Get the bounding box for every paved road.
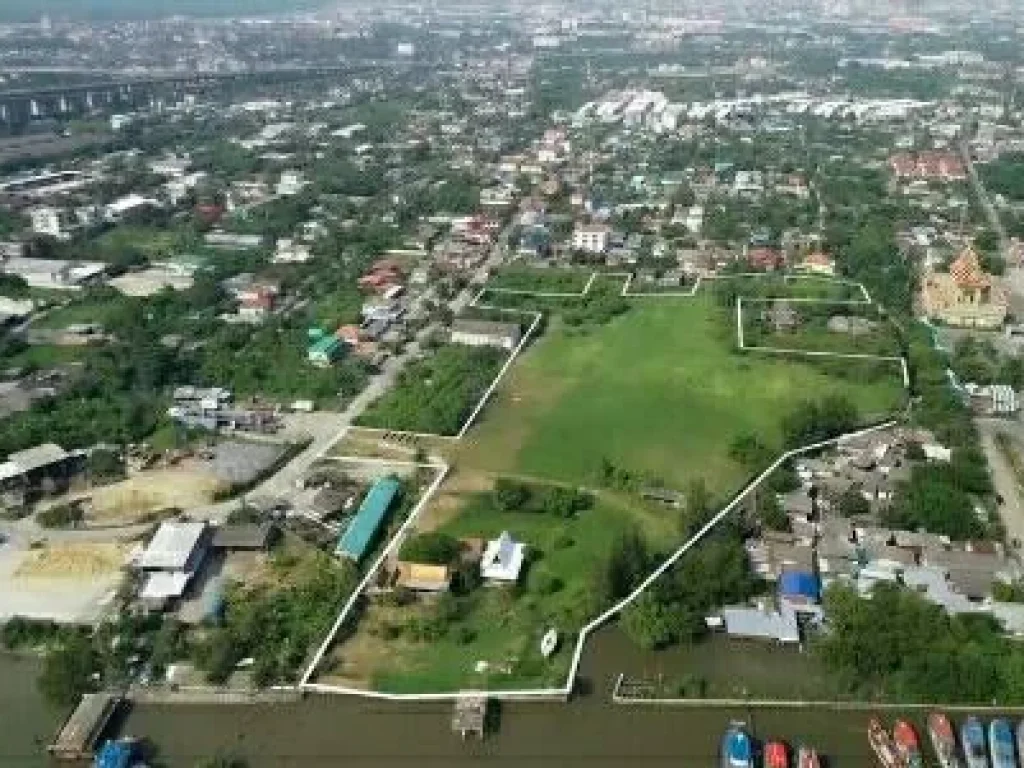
[189,237,508,520]
[961,139,1024,314]
[977,418,1024,550]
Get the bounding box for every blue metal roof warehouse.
[335,476,402,561]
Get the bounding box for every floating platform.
[48,693,122,760]
[452,696,488,739]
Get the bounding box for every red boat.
[894,720,923,768]
[797,746,821,768]
[764,741,789,768]
[869,718,903,768]
[927,713,965,768]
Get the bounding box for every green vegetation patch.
[487,266,594,293]
[742,300,903,357]
[364,485,672,694]
[357,344,507,435]
[461,295,904,497]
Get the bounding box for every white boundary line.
[300,454,450,689]
[356,271,890,442]
[301,270,910,699]
[301,421,897,700]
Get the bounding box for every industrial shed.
[335,476,402,561]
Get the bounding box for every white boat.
[540,628,559,657]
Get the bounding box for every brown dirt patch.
[88,467,223,524]
[15,542,129,579]
[319,603,424,688]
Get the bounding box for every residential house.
[395,562,452,593]
[480,531,526,582]
[450,319,521,350]
[572,223,612,254]
[308,334,344,367]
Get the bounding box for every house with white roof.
[480,531,526,583]
[137,521,211,609]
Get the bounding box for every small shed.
[211,522,278,551]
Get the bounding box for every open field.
[0,541,126,623]
[87,466,224,524]
[325,491,673,694]
[741,301,904,357]
[327,290,904,694]
[454,294,903,497]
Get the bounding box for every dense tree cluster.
[616,528,758,650]
[194,552,358,687]
[491,478,593,518]
[818,583,1024,704]
[980,153,1024,202]
[781,395,860,448]
[950,336,1024,389]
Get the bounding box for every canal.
[2,630,894,767]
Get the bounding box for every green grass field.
[367,494,671,693]
[458,294,903,497]
[333,291,905,693]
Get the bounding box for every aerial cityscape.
[2,0,1024,766]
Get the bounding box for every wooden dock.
[452,696,488,739]
[47,692,122,760]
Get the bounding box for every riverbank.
[7,628,1019,767]
[0,633,914,768]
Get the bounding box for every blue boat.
[989,719,1016,768]
[962,717,991,768]
[93,739,135,768]
[721,723,754,768]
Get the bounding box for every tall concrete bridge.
[0,63,387,127]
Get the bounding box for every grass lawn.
[331,493,674,694]
[710,273,865,301]
[328,290,904,694]
[456,294,903,498]
[34,296,126,330]
[3,343,88,369]
[91,225,184,260]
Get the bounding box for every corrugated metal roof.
[722,604,800,643]
[335,477,401,561]
[138,521,207,571]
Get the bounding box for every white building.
[275,170,306,197]
[573,223,611,254]
[137,521,211,608]
[481,531,526,582]
[683,205,703,235]
[450,319,521,350]
[272,238,312,264]
[29,206,65,240]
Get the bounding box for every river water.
[2,631,885,768]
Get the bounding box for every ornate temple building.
[920,246,1008,329]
